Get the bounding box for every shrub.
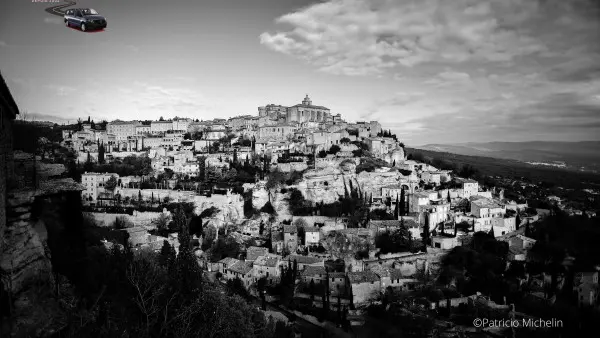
[113,216,133,229]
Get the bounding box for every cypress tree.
[233,148,238,164]
[400,188,406,216]
[447,190,451,203]
[394,194,400,219]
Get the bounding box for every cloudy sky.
[1,0,599,145]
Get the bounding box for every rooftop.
[301,265,327,277]
[472,198,503,209]
[290,103,330,110]
[284,255,323,265]
[304,226,320,233]
[246,246,269,261]
[254,255,280,267]
[228,260,253,275]
[348,271,380,284]
[283,225,297,234]
[218,257,239,266]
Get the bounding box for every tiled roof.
[472,198,502,209]
[290,104,330,110]
[254,255,280,267]
[218,257,238,267]
[369,220,401,228]
[284,254,323,265]
[304,226,320,233]
[301,265,327,277]
[246,246,269,261]
[283,225,297,233]
[348,271,380,284]
[228,260,253,275]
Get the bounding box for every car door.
[72,10,83,27]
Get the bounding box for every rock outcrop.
[1,178,85,295]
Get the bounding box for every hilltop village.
[3,93,600,337]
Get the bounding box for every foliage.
[152,213,171,235]
[209,237,242,263]
[375,227,415,254]
[438,231,508,300]
[328,144,341,155]
[114,216,133,229]
[356,157,389,174]
[199,206,220,219]
[260,201,276,215]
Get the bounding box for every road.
[44,0,77,17]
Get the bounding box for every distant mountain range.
[414,141,600,173]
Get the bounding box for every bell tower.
[302,94,312,106]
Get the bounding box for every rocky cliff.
[194,194,244,230]
[1,178,84,295]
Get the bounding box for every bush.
[113,216,133,229]
[260,201,276,215]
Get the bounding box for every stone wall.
[2,190,52,294]
[88,210,172,227]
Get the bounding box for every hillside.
[406,147,600,190]
[416,141,600,173]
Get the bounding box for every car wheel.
[81,23,86,31]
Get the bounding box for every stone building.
[107,120,140,141]
[348,271,381,305]
[286,95,331,123]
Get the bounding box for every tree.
[152,213,171,235]
[447,190,451,203]
[328,144,341,155]
[375,226,414,254]
[400,188,406,216]
[318,150,328,158]
[174,206,202,296]
[394,194,400,219]
[105,175,118,195]
[265,170,285,202]
[98,142,105,164]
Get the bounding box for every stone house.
[271,230,284,254]
[226,260,254,288]
[304,226,320,246]
[348,271,381,306]
[217,257,239,274]
[283,254,325,271]
[246,246,268,262]
[252,254,281,285]
[328,271,348,297]
[573,271,599,307]
[283,224,298,253]
[431,235,459,250]
[301,265,327,285]
[373,267,418,292]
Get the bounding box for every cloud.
[127,81,217,116]
[259,0,596,76]
[44,17,63,25]
[0,41,7,47]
